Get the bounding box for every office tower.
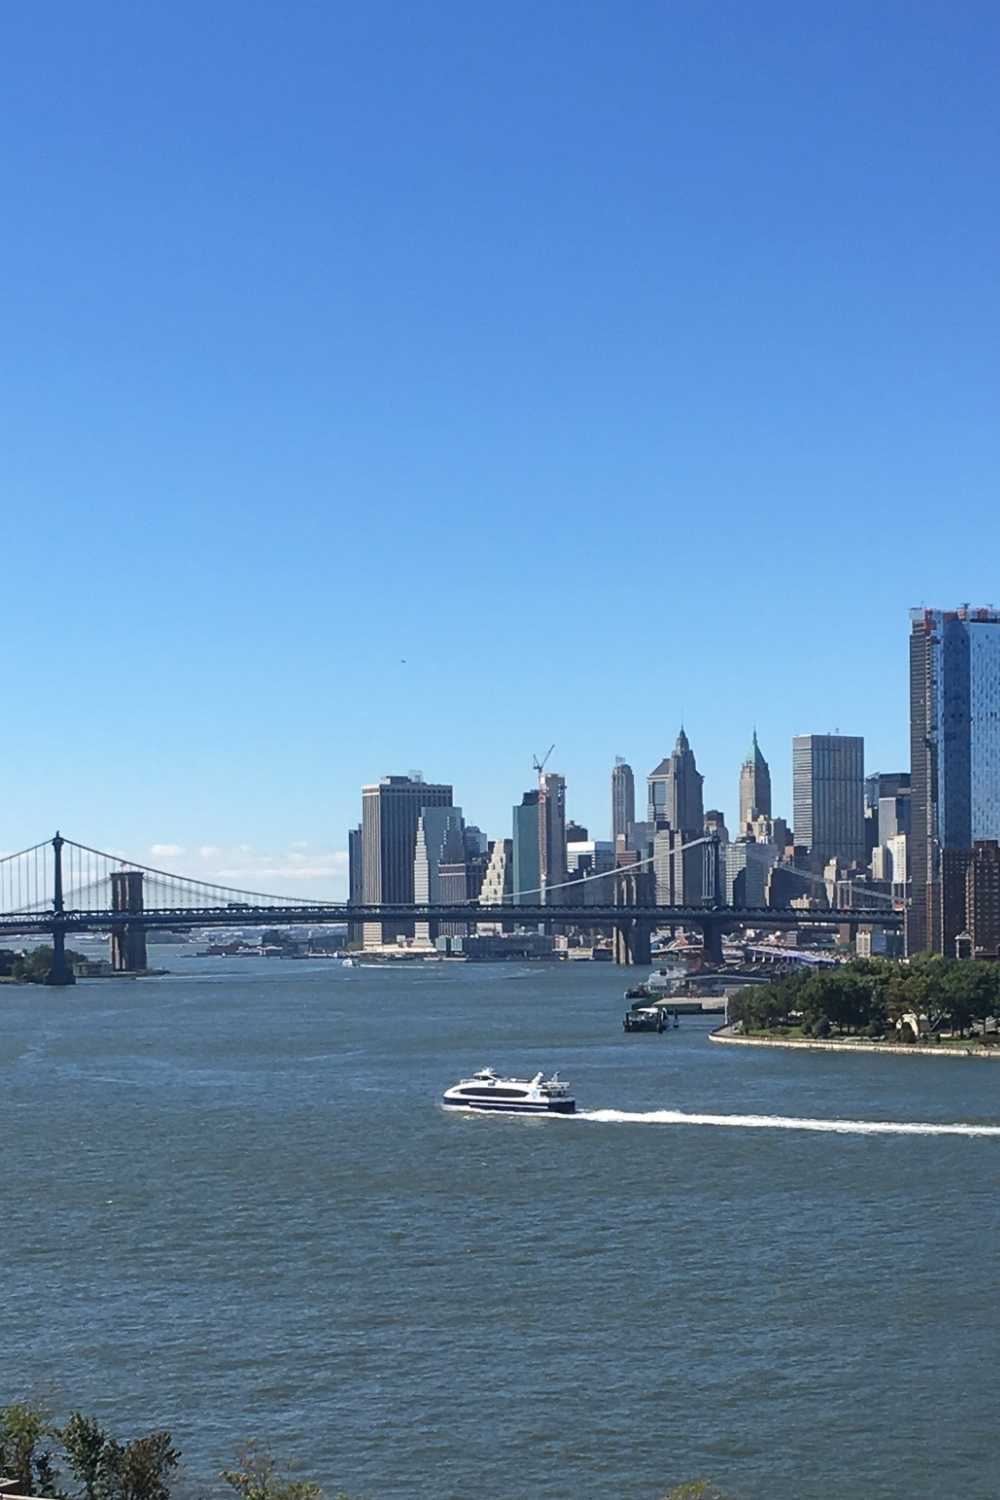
[910,606,1000,953]
[647,728,704,833]
[792,734,865,871]
[878,794,911,846]
[538,771,567,904]
[512,790,540,904]
[704,809,729,844]
[566,839,615,906]
[413,806,467,943]
[361,773,452,947]
[725,838,779,907]
[738,731,772,832]
[865,772,911,864]
[347,824,363,946]
[565,821,589,844]
[748,813,791,853]
[612,758,635,843]
[865,771,911,809]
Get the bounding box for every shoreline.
[710,1025,1000,1060]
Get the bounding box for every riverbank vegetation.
[0,947,88,983]
[729,956,1000,1041]
[1,1402,731,1500]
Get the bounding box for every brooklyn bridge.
[0,834,903,982]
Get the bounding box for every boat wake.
[576,1108,1000,1138]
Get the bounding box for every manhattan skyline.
[4,4,1000,884]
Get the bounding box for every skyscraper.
[611,758,635,844]
[647,728,704,834]
[361,774,453,946]
[413,806,467,944]
[538,770,567,905]
[792,735,865,870]
[909,606,1000,954]
[647,729,706,904]
[738,731,772,832]
[347,824,363,947]
[512,790,540,905]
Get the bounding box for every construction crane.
[532,744,555,777]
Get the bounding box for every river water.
[4,953,1000,1500]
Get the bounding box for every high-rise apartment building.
[538,771,567,905]
[477,838,514,934]
[361,774,453,947]
[738,731,772,832]
[909,606,1000,953]
[792,734,865,870]
[512,790,540,905]
[611,758,635,844]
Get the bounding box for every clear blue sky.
[4,2,1000,895]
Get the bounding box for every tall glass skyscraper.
[512,790,541,905]
[909,606,1000,953]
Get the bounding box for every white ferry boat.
[442,1067,576,1115]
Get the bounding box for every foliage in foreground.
[729,955,1000,1039]
[2,1400,733,1499]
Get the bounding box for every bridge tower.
[111,870,148,973]
[43,832,76,986]
[613,867,653,966]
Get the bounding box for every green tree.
[12,946,88,983]
[100,1432,179,1500]
[60,1413,112,1500]
[221,1444,346,1500]
[0,1402,61,1497]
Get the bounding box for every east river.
[4,953,1000,1500]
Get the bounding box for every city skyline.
[0,706,919,902]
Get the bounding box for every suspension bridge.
[0,834,903,983]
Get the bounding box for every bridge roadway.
[0,901,902,934]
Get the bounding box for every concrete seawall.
[710,1025,1000,1061]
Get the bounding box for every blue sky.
[4,2,1000,895]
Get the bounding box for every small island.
[717,955,1000,1057]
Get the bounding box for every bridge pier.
[699,919,724,965]
[43,835,75,985]
[44,925,76,986]
[612,918,652,966]
[111,870,148,972]
[613,867,654,966]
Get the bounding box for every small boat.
[623,1005,668,1033]
[442,1067,576,1115]
[341,957,356,968]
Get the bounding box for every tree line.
[729,956,1000,1039]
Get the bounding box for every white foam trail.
[577,1108,1000,1138]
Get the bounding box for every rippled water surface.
[4,954,1000,1500]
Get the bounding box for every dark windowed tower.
[361,774,453,946]
[792,735,865,870]
[611,758,635,844]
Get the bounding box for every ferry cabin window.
[460,1087,526,1098]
